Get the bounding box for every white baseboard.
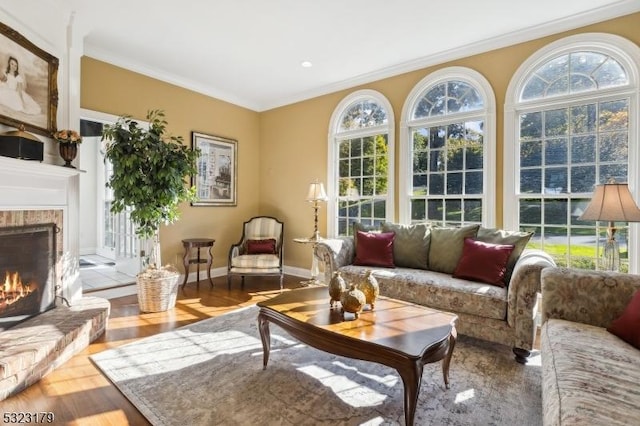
[284,265,312,279]
[90,264,319,299]
[180,265,310,285]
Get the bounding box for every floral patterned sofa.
[315,224,556,363]
[540,267,640,426]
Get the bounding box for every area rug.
[91,306,542,425]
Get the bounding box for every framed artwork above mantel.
[191,131,237,207]
[0,21,58,137]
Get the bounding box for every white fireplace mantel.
[0,155,80,176]
[0,156,83,301]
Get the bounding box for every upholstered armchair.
[227,216,284,290]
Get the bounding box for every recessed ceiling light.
[301,61,313,68]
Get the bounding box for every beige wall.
[260,12,640,269]
[81,57,261,269]
[81,13,640,272]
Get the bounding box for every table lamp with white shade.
[579,181,640,271]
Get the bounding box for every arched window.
[400,67,496,226]
[328,90,394,237]
[504,33,640,272]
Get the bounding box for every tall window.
[400,67,496,226]
[504,34,640,272]
[328,90,394,237]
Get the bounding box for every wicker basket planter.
[136,267,180,313]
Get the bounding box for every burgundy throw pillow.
[353,230,395,268]
[453,238,515,287]
[607,290,640,349]
[246,239,277,254]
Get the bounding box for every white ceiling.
[67,0,640,111]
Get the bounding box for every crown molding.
[85,1,640,112]
[83,44,261,111]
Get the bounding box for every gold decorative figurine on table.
[357,270,379,310]
[340,284,366,319]
[328,271,346,308]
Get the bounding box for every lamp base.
[601,238,620,272]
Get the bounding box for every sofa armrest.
[511,248,556,279]
[506,249,556,350]
[541,267,640,328]
[314,237,355,284]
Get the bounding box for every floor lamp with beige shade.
[579,181,640,271]
[293,181,329,286]
[306,181,328,241]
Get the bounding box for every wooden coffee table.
[257,286,458,426]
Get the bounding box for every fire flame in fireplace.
[1,271,34,306]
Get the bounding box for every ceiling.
[66,0,640,112]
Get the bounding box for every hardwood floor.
[0,275,303,426]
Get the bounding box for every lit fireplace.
[1,271,37,309]
[0,223,57,331]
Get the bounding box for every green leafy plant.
[102,109,199,268]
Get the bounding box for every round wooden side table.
[181,238,215,289]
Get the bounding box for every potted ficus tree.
[102,109,199,312]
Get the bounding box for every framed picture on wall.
[0,21,58,136]
[191,131,237,206]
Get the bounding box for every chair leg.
[227,274,232,290]
[241,276,245,289]
[279,275,283,291]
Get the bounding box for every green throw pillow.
[381,222,431,269]
[353,221,379,234]
[476,227,533,284]
[428,224,480,274]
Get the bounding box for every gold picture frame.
[0,21,58,136]
[191,131,238,206]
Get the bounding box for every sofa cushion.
[607,289,640,349]
[453,238,515,286]
[353,230,395,268]
[381,222,431,269]
[353,221,380,234]
[428,224,480,274]
[476,227,533,284]
[542,319,640,426]
[338,265,508,320]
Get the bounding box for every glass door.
[101,153,141,275]
[81,111,142,277]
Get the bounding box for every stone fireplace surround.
[0,156,109,400]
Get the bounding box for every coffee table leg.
[398,363,423,426]
[442,328,457,389]
[258,313,271,370]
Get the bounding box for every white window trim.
[504,33,640,273]
[399,67,496,226]
[327,89,395,237]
